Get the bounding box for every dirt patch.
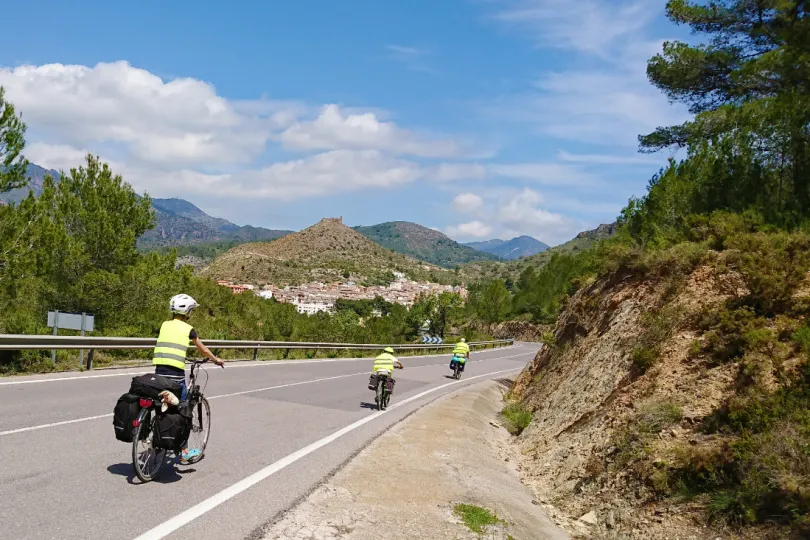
[257,381,569,540]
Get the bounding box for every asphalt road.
[0,343,539,540]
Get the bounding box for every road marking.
[0,350,536,437]
[132,366,522,540]
[0,414,115,436]
[0,345,522,386]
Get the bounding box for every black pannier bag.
[368,373,377,390]
[155,401,193,452]
[113,393,141,442]
[129,373,182,400]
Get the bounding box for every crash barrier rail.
[0,334,515,370]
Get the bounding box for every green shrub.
[696,306,762,363]
[501,403,532,435]
[637,400,683,433]
[632,303,687,374]
[453,504,505,535]
[723,232,810,315]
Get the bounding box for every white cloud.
[385,44,434,73]
[279,104,465,158]
[452,193,484,213]
[427,162,487,182]
[0,61,284,168]
[488,162,598,186]
[446,221,493,239]
[495,188,581,243]
[0,60,489,205]
[386,44,427,57]
[28,141,481,202]
[557,150,666,165]
[486,0,689,149]
[493,0,661,55]
[445,188,585,244]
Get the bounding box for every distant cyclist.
[154,294,224,463]
[450,338,470,373]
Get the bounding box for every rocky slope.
[201,217,453,286]
[506,255,810,539]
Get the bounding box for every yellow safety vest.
[453,342,470,356]
[153,319,193,370]
[373,353,397,374]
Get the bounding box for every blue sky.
[0,0,690,245]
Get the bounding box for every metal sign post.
[47,311,95,368]
[51,310,59,365]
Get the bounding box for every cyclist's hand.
[214,357,225,368]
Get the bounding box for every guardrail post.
[86,349,94,370]
[253,347,259,361]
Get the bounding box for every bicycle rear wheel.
[376,380,384,411]
[382,390,390,410]
[132,409,167,483]
[184,396,211,464]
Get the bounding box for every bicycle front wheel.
[132,409,166,483]
[185,396,211,464]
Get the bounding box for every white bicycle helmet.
[170,294,199,316]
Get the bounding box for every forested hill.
[354,221,499,268]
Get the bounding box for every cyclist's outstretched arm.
[192,336,225,368]
[395,359,403,369]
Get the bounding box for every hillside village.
[216,272,466,315]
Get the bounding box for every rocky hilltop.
[201,217,453,287]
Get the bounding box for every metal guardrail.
[0,334,513,351]
[0,334,514,370]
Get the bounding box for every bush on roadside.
[501,402,532,435]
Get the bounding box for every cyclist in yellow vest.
[154,294,224,463]
[373,347,403,375]
[450,338,470,373]
[370,347,403,395]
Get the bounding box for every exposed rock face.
[507,265,763,539]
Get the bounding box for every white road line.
[132,366,522,540]
[0,345,523,386]
[0,414,114,436]
[0,350,536,437]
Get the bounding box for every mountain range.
[353,221,499,268]
[142,198,291,247]
[0,164,293,248]
[1,163,558,272]
[465,236,550,260]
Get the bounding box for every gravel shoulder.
[257,379,569,540]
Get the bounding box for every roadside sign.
[48,311,94,332]
[47,311,94,367]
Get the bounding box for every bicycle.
[131,360,212,483]
[374,365,402,411]
[450,355,466,380]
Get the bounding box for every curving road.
[0,343,539,540]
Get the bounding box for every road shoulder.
[256,379,569,540]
